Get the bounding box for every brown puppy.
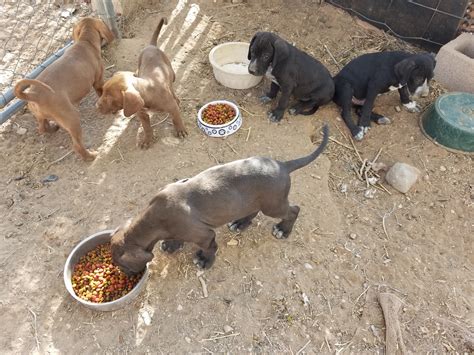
[96,18,187,149]
[110,125,329,275]
[14,17,114,161]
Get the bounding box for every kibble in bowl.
[197,100,242,138]
[64,230,149,311]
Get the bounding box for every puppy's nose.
[248,61,257,75]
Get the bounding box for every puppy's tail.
[14,79,54,102]
[150,17,167,46]
[283,124,329,173]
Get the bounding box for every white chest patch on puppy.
[389,84,403,91]
[265,66,279,85]
[414,79,429,97]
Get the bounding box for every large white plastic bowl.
[197,100,242,138]
[64,229,149,312]
[209,42,263,89]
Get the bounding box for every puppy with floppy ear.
[97,18,187,149]
[14,17,114,161]
[333,51,436,140]
[247,31,334,122]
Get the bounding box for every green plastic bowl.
[421,92,474,153]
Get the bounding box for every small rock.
[439,165,447,172]
[385,162,420,193]
[334,275,340,280]
[364,188,376,199]
[139,309,152,326]
[223,325,234,333]
[177,304,183,311]
[304,263,313,270]
[395,106,401,112]
[185,336,191,344]
[367,177,378,185]
[227,239,238,246]
[349,233,357,240]
[340,183,348,193]
[16,127,27,135]
[41,174,59,183]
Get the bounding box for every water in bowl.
[221,62,249,75]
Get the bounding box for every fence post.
[92,0,121,39]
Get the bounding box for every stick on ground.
[378,292,407,354]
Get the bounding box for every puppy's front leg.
[398,86,421,113]
[260,82,279,104]
[193,230,218,269]
[357,85,379,140]
[268,84,292,122]
[136,110,154,149]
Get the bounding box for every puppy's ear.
[272,38,290,68]
[394,58,416,86]
[120,246,154,273]
[95,19,115,44]
[72,21,84,42]
[122,89,144,117]
[248,34,257,60]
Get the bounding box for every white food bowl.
[209,42,263,89]
[197,100,242,138]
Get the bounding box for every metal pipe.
[0,40,73,124]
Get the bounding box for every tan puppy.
[97,18,187,149]
[14,17,114,161]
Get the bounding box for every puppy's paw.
[138,137,153,149]
[46,121,60,133]
[268,109,284,122]
[175,126,188,138]
[376,116,391,125]
[83,150,98,161]
[193,250,215,269]
[227,219,252,233]
[260,95,273,104]
[403,101,421,113]
[352,127,369,141]
[160,240,184,254]
[288,107,299,116]
[272,224,291,239]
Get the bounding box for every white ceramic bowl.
[209,42,263,89]
[197,100,242,138]
[64,229,149,312]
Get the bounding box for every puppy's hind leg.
[160,239,184,253]
[262,201,300,239]
[228,211,259,233]
[288,100,319,116]
[36,114,59,134]
[193,230,218,269]
[56,106,97,161]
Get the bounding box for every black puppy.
[333,51,436,140]
[248,32,334,122]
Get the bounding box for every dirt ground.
[1,1,473,353]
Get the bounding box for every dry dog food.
[202,103,236,125]
[71,243,143,303]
